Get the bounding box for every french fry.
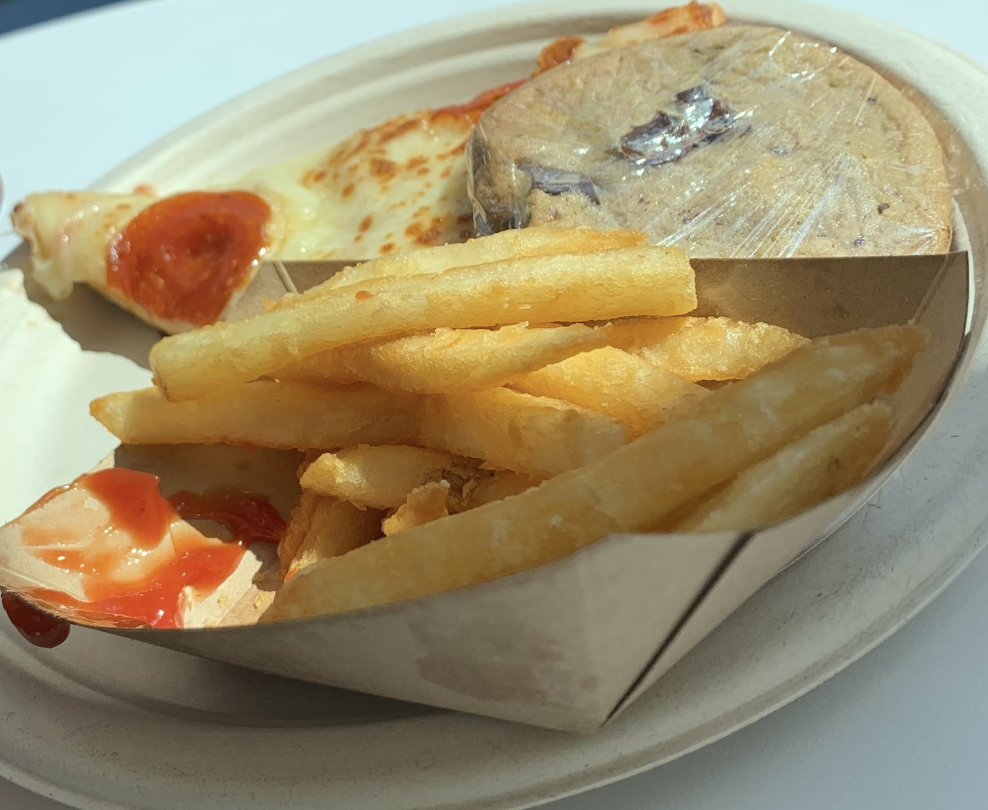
[417,388,628,477]
[302,444,543,511]
[276,451,324,572]
[431,463,542,511]
[278,491,320,574]
[381,482,450,536]
[90,382,417,449]
[671,402,891,532]
[276,323,607,393]
[508,345,708,437]
[276,348,352,384]
[90,381,624,477]
[285,226,648,298]
[465,470,542,507]
[286,498,384,579]
[302,446,459,509]
[149,247,696,401]
[603,316,808,380]
[264,325,926,620]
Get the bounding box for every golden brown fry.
[276,323,607,393]
[671,402,891,532]
[286,226,648,297]
[301,446,459,509]
[417,388,628,477]
[149,247,695,401]
[302,444,543,512]
[277,451,334,572]
[90,380,624,478]
[381,482,451,537]
[278,491,320,574]
[276,349,353,384]
[264,325,926,620]
[508,345,707,437]
[464,471,542,507]
[90,382,417,449]
[286,498,384,579]
[603,316,807,381]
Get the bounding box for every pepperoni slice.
[107,191,270,325]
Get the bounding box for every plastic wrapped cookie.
[468,24,952,257]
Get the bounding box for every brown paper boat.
[0,252,970,732]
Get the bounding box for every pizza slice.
[11,3,725,333]
[12,106,479,332]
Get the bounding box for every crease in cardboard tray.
[609,250,973,721]
[0,251,972,732]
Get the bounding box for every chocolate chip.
[705,99,735,133]
[474,212,495,235]
[519,160,600,205]
[620,112,690,164]
[675,84,710,106]
[853,237,865,247]
[469,131,526,231]
[878,203,889,214]
[469,134,490,171]
[619,83,736,167]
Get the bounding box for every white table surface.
[1,0,987,808]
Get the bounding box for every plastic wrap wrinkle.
[469,24,952,258]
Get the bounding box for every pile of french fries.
[89,227,927,622]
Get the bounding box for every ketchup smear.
[2,468,285,648]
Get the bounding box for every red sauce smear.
[2,468,285,647]
[106,191,270,326]
[170,489,285,546]
[430,79,527,124]
[1,592,70,648]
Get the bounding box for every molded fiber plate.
[1,1,987,808]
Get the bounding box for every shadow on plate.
[4,243,158,370]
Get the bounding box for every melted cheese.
[12,192,157,299]
[234,110,474,259]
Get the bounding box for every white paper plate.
[2,2,988,809]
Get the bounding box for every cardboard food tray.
[0,249,969,733]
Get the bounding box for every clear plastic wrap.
[468,23,952,257]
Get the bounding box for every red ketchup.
[1,592,70,648]
[2,468,285,647]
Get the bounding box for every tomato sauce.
[2,468,285,647]
[106,191,270,325]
